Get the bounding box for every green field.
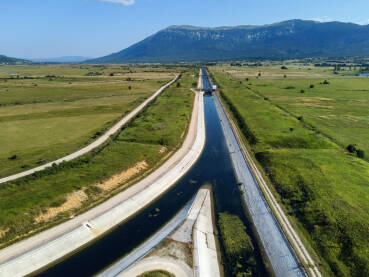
[0,64,175,177]
[211,64,369,277]
[0,67,196,247]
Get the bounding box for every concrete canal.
[38,70,268,277]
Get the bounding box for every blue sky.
[1,0,369,59]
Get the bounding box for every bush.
[281,66,288,70]
[297,116,303,121]
[285,86,295,89]
[300,89,305,93]
[310,84,314,88]
[356,149,365,158]
[8,154,17,160]
[323,80,330,85]
[347,144,356,153]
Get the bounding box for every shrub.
[300,89,305,93]
[8,154,17,160]
[285,86,295,89]
[297,116,303,121]
[264,97,269,101]
[323,80,330,85]
[356,149,365,158]
[310,84,314,88]
[347,144,356,153]
[281,66,288,70]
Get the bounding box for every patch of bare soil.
[149,238,193,268]
[97,161,148,191]
[0,229,9,239]
[35,190,88,223]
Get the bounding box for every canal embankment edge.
[213,88,322,277]
[0,89,206,277]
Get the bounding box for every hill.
[0,55,30,64]
[87,20,369,63]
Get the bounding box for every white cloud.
[99,0,135,5]
[312,16,333,23]
[357,19,369,25]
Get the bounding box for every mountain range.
[87,20,369,63]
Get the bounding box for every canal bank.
[31,72,267,276]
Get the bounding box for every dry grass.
[35,190,88,223]
[97,161,148,191]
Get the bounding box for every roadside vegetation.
[0,64,178,177]
[211,64,369,277]
[138,270,175,277]
[218,212,257,277]
[0,67,197,248]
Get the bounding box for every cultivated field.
[211,63,369,277]
[0,64,174,177]
[0,65,196,247]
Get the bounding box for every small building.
[212,84,217,91]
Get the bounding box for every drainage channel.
[37,77,268,277]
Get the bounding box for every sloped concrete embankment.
[110,187,221,277]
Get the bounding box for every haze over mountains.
[88,19,369,63]
[31,56,90,63]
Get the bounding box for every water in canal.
[38,76,268,277]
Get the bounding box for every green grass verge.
[137,270,175,277]
[211,67,369,277]
[218,212,257,277]
[0,68,196,248]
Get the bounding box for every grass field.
[0,67,196,247]
[210,64,369,277]
[0,64,175,177]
